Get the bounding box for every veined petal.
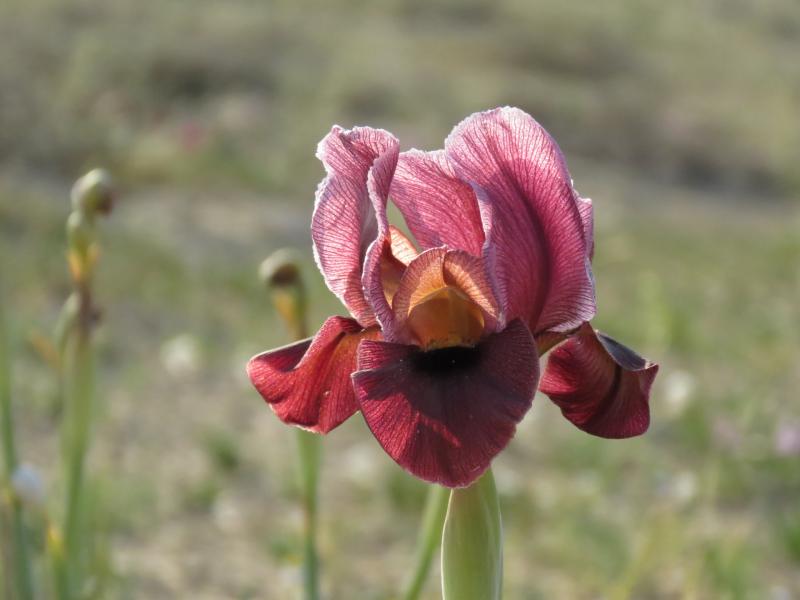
[444,106,595,334]
[577,195,594,261]
[312,126,399,326]
[389,225,419,266]
[391,149,484,256]
[390,247,501,346]
[352,319,538,488]
[379,226,420,305]
[361,143,403,332]
[535,330,570,355]
[540,324,658,438]
[247,316,380,433]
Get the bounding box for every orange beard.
[405,286,484,350]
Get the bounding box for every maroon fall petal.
[444,107,595,334]
[247,316,380,434]
[312,126,399,326]
[352,319,539,487]
[540,324,658,438]
[390,149,485,256]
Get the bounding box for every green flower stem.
[289,295,321,600]
[296,429,321,600]
[281,294,322,600]
[441,468,503,600]
[0,295,34,600]
[401,484,450,600]
[262,253,321,600]
[60,327,94,600]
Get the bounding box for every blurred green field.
[1,0,800,598]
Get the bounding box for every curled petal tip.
[540,324,658,439]
[248,316,379,434]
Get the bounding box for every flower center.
[406,286,485,351]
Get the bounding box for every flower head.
[248,107,658,487]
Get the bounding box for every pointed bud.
[258,248,302,289]
[259,249,308,339]
[71,169,114,217]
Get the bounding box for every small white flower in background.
[662,369,695,418]
[670,470,698,506]
[11,464,45,508]
[160,333,201,377]
[774,421,800,457]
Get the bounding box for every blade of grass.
[401,484,449,600]
[0,291,35,600]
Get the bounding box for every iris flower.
[248,107,658,488]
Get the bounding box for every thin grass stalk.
[401,484,449,600]
[0,291,35,600]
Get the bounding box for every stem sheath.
[441,468,503,600]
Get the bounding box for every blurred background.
[1,0,799,597]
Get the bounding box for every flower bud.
[258,248,302,289]
[11,464,46,508]
[258,249,307,339]
[71,168,114,217]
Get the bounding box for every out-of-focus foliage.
[1,0,798,598]
[1,0,799,194]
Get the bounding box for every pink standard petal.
[352,319,539,487]
[390,149,485,256]
[312,126,399,326]
[577,195,594,261]
[540,324,658,438]
[361,143,403,331]
[444,106,595,334]
[247,316,380,434]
